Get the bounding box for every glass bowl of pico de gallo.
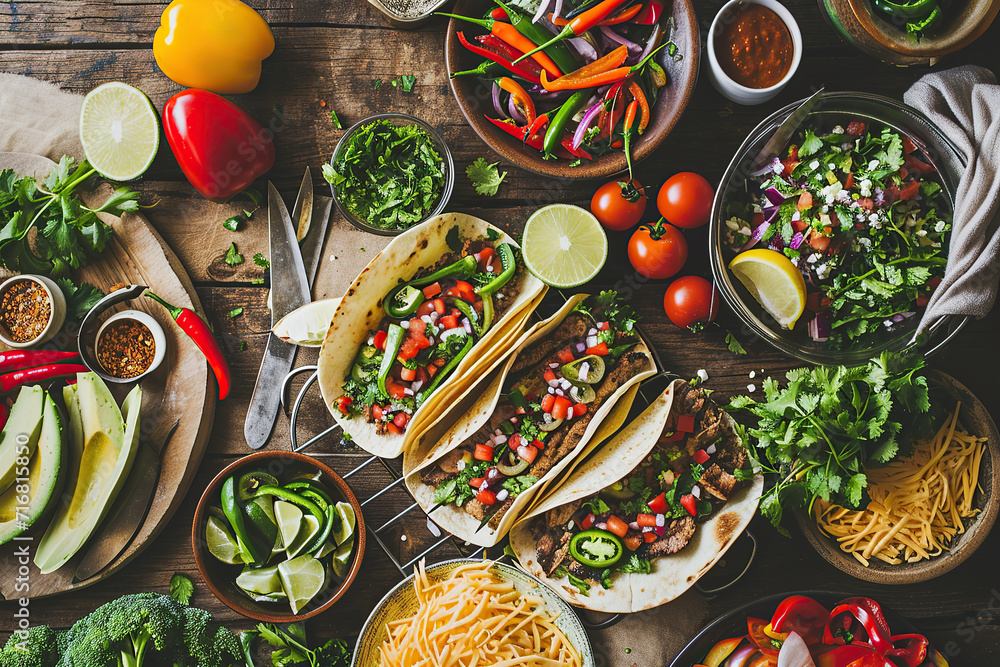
[710,91,968,366]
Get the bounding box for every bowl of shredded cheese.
[352,558,594,667]
[797,369,999,584]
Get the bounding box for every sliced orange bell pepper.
[539,45,628,91]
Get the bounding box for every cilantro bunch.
[0,156,140,278]
[727,349,935,533]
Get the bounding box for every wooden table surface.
[3,1,1000,664]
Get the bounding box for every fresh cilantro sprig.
[169,573,194,605]
[726,349,935,534]
[56,278,103,319]
[466,158,506,197]
[0,156,139,278]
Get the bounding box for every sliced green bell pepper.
[383,255,479,317]
[570,528,624,568]
[475,244,517,296]
[416,335,474,405]
[377,324,405,396]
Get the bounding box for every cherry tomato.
[663,276,719,329]
[628,222,687,279]
[591,180,647,231]
[656,172,714,229]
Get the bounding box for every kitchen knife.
[243,180,319,449]
[749,87,826,174]
[74,419,181,582]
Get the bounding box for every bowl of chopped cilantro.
[710,91,968,365]
[324,113,453,235]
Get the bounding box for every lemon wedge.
[729,249,807,329]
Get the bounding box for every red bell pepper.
[770,596,831,645]
[823,598,894,655]
[815,645,891,667]
[162,89,275,202]
[634,0,665,24]
[887,634,929,667]
[747,617,780,658]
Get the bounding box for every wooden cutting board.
[0,152,215,599]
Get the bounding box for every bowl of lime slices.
[192,451,365,622]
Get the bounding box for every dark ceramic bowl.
[796,370,999,584]
[192,451,366,622]
[445,0,700,179]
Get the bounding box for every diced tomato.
[445,280,477,304]
[433,357,447,367]
[477,489,497,505]
[422,282,442,298]
[844,172,854,189]
[532,438,545,450]
[624,533,644,551]
[899,166,908,179]
[648,492,668,514]
[809,232,831,252]
[393,412,410,428]
[477,247,495,272]
[440,314,459,330]
[676,414,696,433]
[581,513,596,529]
[372,404,385,421]
[508,433,521,449]
[474,300,484,313]
[400,367,417,381]
[543,368,557,383]
[599,321,610,331]
[902,136,918,155]
[605,515,629,538]
[540,393,556,413]
[905,153,935,175]
[787,145,799,162]
[916,293,929,307]
[408,317,426,336]
[585,342,609,356]
[415,301,435,317]
[781,158,799,176]
[386,423,403,435]
[806,292,824,312]
[643,531,658,543]
[680,494,697,516]
[667,430,686,441]
[432,298,446,315]
[693,449,710,465]
[797,190,813,211]
[611,140,623,149]
[792,217,809,234]
[415,367,428,384]
[516,444,538,464]
[385,378,408,400]
[373,330,387,350]
[551,396,572,420]
[899,180,920,200]
[556,347,575,364]
[572,403,587,418]
[427,364,438,378]
[845,121,866,136]
[335,396,352,415]
[474,443,494,461]
[636,513,656,527]
[398,337,420,361]
[470,477,485,488]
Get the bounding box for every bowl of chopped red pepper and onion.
[710,91,968,366]
[444,0,700,180]
[669,592,949,667]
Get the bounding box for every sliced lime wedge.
[522,204,608,288]
[286,514,321,559]
[206,515,242,565]
[274,500,303,554]
[332,501,356,546]
[237,565,282,596]
[315,541,337,559]
[331,539,354,578]
[79,81,159,181]
[278,553,326,615]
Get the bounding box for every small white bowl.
[95,309,167,381]
[706,0,803,105]
[0,275,67,348]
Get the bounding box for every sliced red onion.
[655,514,665,527]
[601,25,643,57]
[767,235,784,252]
[791,210,801,222]
[740,221,771,251]
[573,102,603,149]
[725,645,757,667]
[492,81,507,119]
[411,379,423,392]
[508,94,526,124]
[553,0,564,20]
[532,0,552,23]
[596,521,607,530]
[790,232,805,249]
[764,186,787,206]
[575,342,586,353]
[628,521,640,530]
[636,23,662,65]
[567,35,599,62]
[807,312,830,341]
[777,632,816,667]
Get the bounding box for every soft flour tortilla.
[509,380,764,613]
[317,213,546,458]
[404,294,656,547]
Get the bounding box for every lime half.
[278,553,326,614]
[79,81,159,181]
[522,204,608,288]
[206,515,242,565]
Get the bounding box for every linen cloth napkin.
[0,73,83,160]
[904,65,1000,335]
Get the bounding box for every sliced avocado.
[34,375,141,574]
[0,386,45,494]
[0,394,66,545]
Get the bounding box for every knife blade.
[749,88,826,174]
[293,167,314,243]
[74,420,181,582]
[244,179,327,449]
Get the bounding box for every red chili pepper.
[441,13,563,77]
[490,6,508,19]
[770,596,831,645]
[475,34,545,82]
[634,0,664,24]
[679,493,697,516]
[515,0,630,63]
[483,115,587,160]
[823,598,894,655]
[457,32,541,84]
[0,364,89,394]
[146,292,232,400]
[162,89,275,202]
[0,350,79,374]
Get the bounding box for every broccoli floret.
[1,625,62,667]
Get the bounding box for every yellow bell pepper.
[153,0,274,95]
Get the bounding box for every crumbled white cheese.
[868,159,880,171]
[832,125,845,134]
[726,217,740,230]
[697,369,709,383]
[747,384,757,393]
[934,220,947,233]
[816,263,831,279]
[809,160,820,170]
[749,370,756,379]
[807,254,819,264]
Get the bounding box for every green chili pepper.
[377,324,405,396]
[385,284,426,318]
[416,335,474,404]
[221,476,268,566]
[383,256,479,317]
[451,60,509,80]
[543,91,591,157]
[570,529,624,568]
[250,485,326,523]
[475,244,517,295]
[493,0,580,75]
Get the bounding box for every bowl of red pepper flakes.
[0,275,66,349]
[95,309,167,381]
[444,0,700,180]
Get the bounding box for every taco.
[405,291,656,547]
[317,213,546,458]
[509,380,763,613]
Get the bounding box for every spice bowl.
[94,309,167,382]
[705,0,803,105]
[0,274,67,349]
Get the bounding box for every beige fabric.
[0,73,84,160]
[904,66,1000,333]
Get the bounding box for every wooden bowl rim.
[444,0,700,180]
[795,369,1000,584]
[845,0,1000,57]
[191,450,367,622]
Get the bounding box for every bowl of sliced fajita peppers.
[444,0,700,180]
